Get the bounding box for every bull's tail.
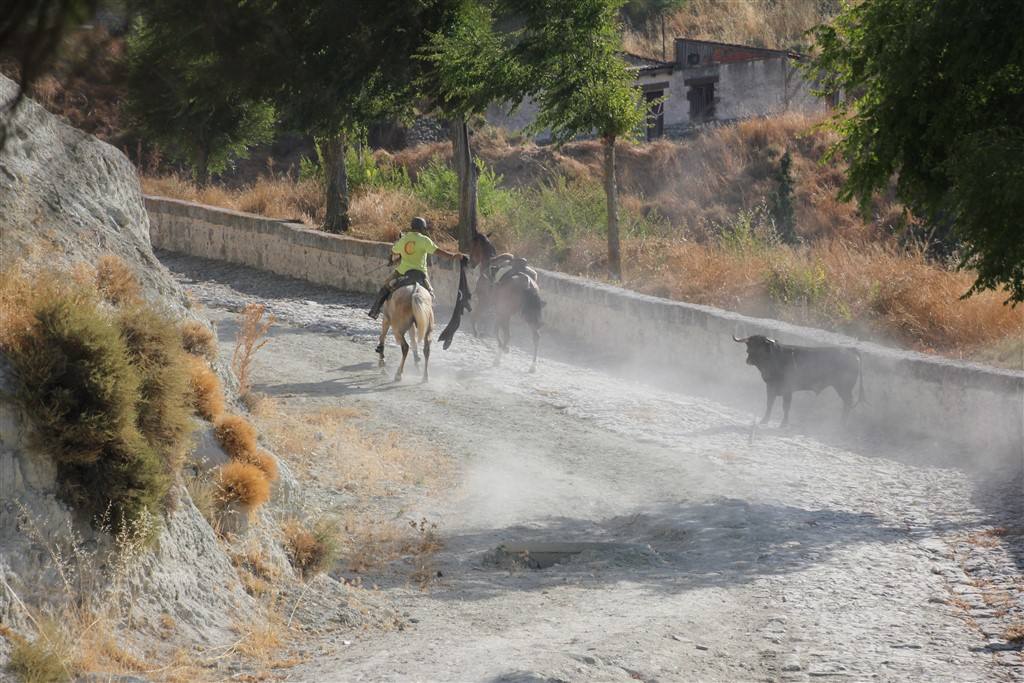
[521,284,544,328]
[855,350,866,406]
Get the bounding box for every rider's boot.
[367,287,390,320]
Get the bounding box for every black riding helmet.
[410,216,428,233]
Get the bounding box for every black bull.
[733,335,865,425]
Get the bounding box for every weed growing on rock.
[185,355,224,420]
[179,319,218,361]
[94,255,142,306]
[215,461,271,512]
[214,413,259,460]
[3,618,73,683]
[282,517,342,579]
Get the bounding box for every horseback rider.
[368,216,467,320]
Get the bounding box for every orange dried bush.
[250,449,279,482]
[282,517,341,578]
[95,254,142,306]
[185,356,224,421]
[215,461,270,511]
[180,320,217,361]
[214,414,258,460]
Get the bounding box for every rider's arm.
[437,248,469,263]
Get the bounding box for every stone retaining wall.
[146,196,1024,468]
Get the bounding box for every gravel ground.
[161,251,1023,682]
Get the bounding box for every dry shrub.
[117,305,195,476]
[282,517,342,578]
[179,319,218,361]
[231,303,274,398]
[214,414,258,461]
[215,461,270,511]
[2,272,175,532]
[94,255,142,306]
[250,449,280,482]
[3,620,73,683]
[1005,624,1024,644]
[183,471,218,530]
[185,355,224,421]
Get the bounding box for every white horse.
[377,283,434,382]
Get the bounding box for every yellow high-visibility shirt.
[392,232,438,275]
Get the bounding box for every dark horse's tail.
[522,284,545,328]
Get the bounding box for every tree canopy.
[812,0,1024,302]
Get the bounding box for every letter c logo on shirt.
[404,242,416,255]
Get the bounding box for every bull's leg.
[493,316,506,367]
[394,330,410,382]
[837,385,854,421]
[377,317,390,368]
[529,325,540,373]
[761,386,777,424]
[781,392,793,426]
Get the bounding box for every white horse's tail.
[411,285,434,344]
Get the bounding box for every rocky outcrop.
[0,76,298,658]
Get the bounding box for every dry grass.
[180,320,218,361]
[252,400,448,496]
[214,414,259,461]
[94,255,142,306]
[231,303,274,399]
[141,173,323,224]
[185,356,225,421]
[215,461,271,512]
[622,0,835,57]
[232,604,287,669]
[1005,624,1024,644]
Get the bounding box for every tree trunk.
[195,145,210,187]
[320,132,350,233]
[603,135,621,280]
[451,117,478,252]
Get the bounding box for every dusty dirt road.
[163,252,1023,682]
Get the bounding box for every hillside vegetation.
[143,114,1023,367]
[622,0,841,57]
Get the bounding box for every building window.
[645,90,664,140]
[688,82,715,121]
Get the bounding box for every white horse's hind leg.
[377,316,390,368]
[394,327,410,382]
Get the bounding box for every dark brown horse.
[469,232,543,372]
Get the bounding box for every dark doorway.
[688,81,715,121]
[645,90,665,140]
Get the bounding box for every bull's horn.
[732,335,749,343]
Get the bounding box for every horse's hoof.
[528,365,537,374]
[394,374,403,383]
[421,376,429,384]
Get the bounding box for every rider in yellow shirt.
[368,216,466,319]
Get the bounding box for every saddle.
[390,269,432,293]
[486,255,538,287]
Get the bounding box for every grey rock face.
[0,75,186,312]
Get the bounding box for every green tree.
[255,1,457,233]
[125,13,276,185]
[419,1,527,250]
[770,150,798,245]
[513,0,646,279]
[811,0,1024,302]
